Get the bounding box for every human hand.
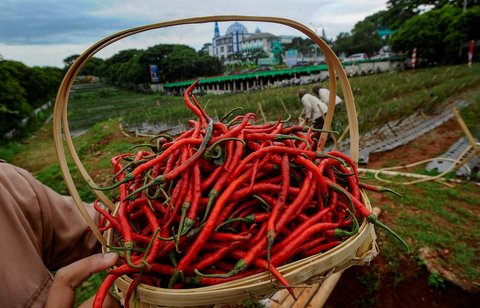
[298,116,306,126]
[45,252,121,308]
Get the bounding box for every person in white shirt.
[298,89,328,129]
[312,85,343,106]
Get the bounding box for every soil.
[366,118,464,170]
[325,118,480,307]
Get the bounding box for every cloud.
[0,43,90,67]
[0,0,388,67]
[0,0,141,44]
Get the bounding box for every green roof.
[164,64,329,88]
[377,29,394,37]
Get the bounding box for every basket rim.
[52,14,361,267]
[53,19,362,304]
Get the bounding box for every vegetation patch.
[5,64,480,306]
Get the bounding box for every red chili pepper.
[91,80,407,305]
[266,154,290,266]
[175,170,254,276]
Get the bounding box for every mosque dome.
[226,22,249,35]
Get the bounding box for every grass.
[365,175,480,284]
[75,271,108,306]
[4,63,480,306]
[0,142,23,162]
[63,64,480,139]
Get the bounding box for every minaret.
[214,21,220,38]
[213,22,220,57]
[321,28,327,41]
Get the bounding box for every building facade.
[211,21,251,63]
[240,32,277,55]
[209,22,327,66]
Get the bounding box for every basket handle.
[53,15,359,245]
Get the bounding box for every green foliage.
[0,142,23,162]
[99,44,223,91]
[239,298,264,308]
[64,54,80,67]
[0,59,62,138]
[459,80,480,136]
[364,161,480,289]
[0,65,29,135]
[427,271,446,289]
[332,1,480,61]
[283,37,316,58]
[391,4,480,65]
[386,0,480,28]
[333,19,384,56]
[64,64,480,139]
[74,272,107,306]
[357,270,381,294]
[80,57,106,76]
[34,161,93,201]
[35,164,70,195]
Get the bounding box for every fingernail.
[103,252,118,263]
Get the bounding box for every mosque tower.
[214,21,220,38]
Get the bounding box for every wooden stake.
[451,106,478,150]
[279,97,289,114]
[258,101,268,123]
[451,106,480,170]
[305,272,343,307]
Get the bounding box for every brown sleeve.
[0,163,99,307]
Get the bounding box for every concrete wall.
[163,60,405,95]
[343,60,405,76]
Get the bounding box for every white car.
[343,53,368,63]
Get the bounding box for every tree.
[444,5,480,45]
[390,4,480,64]
[102,44,223,90]
[63,54,80,68]
[1,61,62,108]
[283,37,314,59]
[0,59,62,137]
[333,19,384,56]
[80,57,106,76]
[0,66,29,134]
[385,0,480,28]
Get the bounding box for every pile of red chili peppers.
[91,81,407,307]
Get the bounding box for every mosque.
[207,21,295,65]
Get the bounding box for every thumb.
[45,252,119,308]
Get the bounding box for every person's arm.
[0,163,101,307]
[31,173,100,270]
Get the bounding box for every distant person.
[312,84,343,107]
[298,89,328,129]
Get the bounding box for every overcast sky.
[0,0,388,67]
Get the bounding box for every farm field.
[3,64,480,307]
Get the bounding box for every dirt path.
[366,118,464,170]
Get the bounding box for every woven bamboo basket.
[53,15,378,307]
